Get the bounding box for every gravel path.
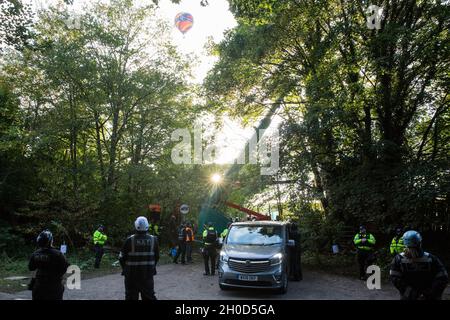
[0,262,400,300]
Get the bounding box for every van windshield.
[226,225,283,246]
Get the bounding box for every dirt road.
[0,261,400,300]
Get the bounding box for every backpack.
[205,229,217,244]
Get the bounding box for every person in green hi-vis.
[390,227,405,255]
[93,225,107,268]
[353,225,376,280]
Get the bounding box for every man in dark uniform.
[202,222,218,276]
[173,223,187,264]
[289,222,303,281]
[119,216,159,300]
[390,230,448,300]
[28,230,69,300]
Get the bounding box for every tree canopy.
[205,0,450,236]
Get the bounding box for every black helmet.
[37,230,53,248]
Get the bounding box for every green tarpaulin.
[198,205,231,236]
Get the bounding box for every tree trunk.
[94,112,106,191]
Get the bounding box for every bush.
[0,222,28,257]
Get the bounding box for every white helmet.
[135,216,149,231]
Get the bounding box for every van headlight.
[270,253,283,266]
[220,251,229,263]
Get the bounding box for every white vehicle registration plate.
[238,275,258,281]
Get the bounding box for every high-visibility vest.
[203,227,217,246]
[390,236,404,255]
[119,233,156,276]
[220,228,229,239]
[353,233,375,251]
[185,227,194,242]
[149,224,160,236]
[93,230,107,245]
[178,227,186,241]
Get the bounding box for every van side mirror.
[287,239,295,247]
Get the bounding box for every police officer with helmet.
[119,216,160,300]
[28,230,69,300]
[390,230,448,300]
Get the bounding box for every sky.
[157,0,237,83]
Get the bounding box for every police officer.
[216,222,231,268]
[149,219,160,239]
[203,222,218,276]
[289,222,303,281]
[93,224,107,268]
[353,225,376,280]
[119,216,159,300]
[390,230,448,300]
[390,226,405,255]
[220,223,230,240]
[173,223,187,264]
[28,230,69,300]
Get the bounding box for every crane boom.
[224,201,271,221]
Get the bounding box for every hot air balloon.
[174,12,193,35]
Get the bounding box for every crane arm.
[224,201,271,221]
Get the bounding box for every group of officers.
[27,219,448,300]
[170,221,228,276]
[354,225,448,300]
[28,217,161,300]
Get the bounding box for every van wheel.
[219,284,230,291]
[277,273,288,294]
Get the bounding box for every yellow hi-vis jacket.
[149,224,160,236]
[390,236,404,255]
[203,227,217,246]
[93,230,107,246]
[220,228,229,239]
[353,233,376,251]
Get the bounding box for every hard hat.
[402,230,422,248]
[37,230,53,248]
[135,216,149,231]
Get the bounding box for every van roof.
[231,221,288,227]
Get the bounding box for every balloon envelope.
[175,12,193,34]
